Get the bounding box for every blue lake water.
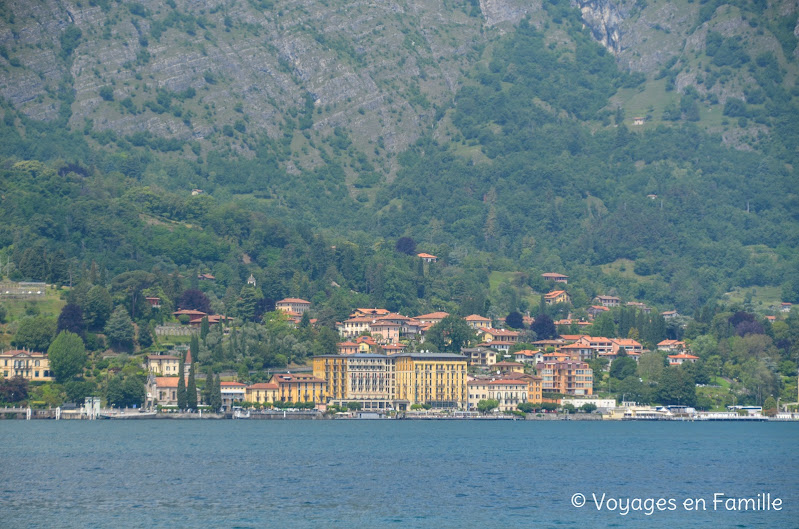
[2,420,797,528]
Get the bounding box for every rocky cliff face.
[0,0,795,170]
[573,0,623,54]
[0,0,492,175]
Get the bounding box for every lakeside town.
[3,269,798,422]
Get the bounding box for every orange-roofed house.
[559,334,589,342]
[612,339,644,355]
[337,341,359,355]
[587,305,610,319]
[351,308,391,318]
[270,373,327,404]
[544,290,571,305]
[146,375,198,408]
[559,342,594,362]
[467,379,530,411]
[355,335,378,353]
[338,316,374,338]
[595,295,621,307]
[541,272,569,284]
[415,312,450,325]
[417,253,437,263]
[543,351,572,363]
[513,349,544,365]
[145,296,161,309]
[220,381,247,411]
[380,343,407,355]
[668,353,699,366]
[173,309,208,319]
[246,382,279,405]
[144,354,181,376]
[463,347,499,367]
[479,328,520,345]
[538,360,593,396]
[574,336,615,355]
[276,298,311,315]
[370,319,401,344]
[0,350,54,381]
[493,361,524,374]
[464,314,492,329]
[657,340,686,353]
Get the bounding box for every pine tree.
[187,363,198,410]
[200,316,210,344]
[211,374,222,412]
[177,355,187,410]
[190,333,199,362]
[202,368,214,404]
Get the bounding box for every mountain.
[0,0,797,315]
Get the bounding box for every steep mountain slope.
[1,0,796,175]
[0,0,797,313]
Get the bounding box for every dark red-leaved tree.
[178,289,212,314]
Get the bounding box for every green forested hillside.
[0,0,797,410]
[0,0,796,313]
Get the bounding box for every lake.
[2,420,797,528]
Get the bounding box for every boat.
[98,410,158,419]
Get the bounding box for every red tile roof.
[247,382,278,390]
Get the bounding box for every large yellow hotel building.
[313,352,468,410]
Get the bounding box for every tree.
[177,357,187,410]
[105,306,135,351]
[505,311,524,329]
[477,399,499,413]
[0,376,29,403]
[190,334,200,363]
[14,315,57,351]
[581,403,597,413]
[107,375,145,408]
[517,402,535,413]
[187,363,197,410]
[762,396,777,417]
[47,331,87,382]
[210,374,222,411]
[200,316,210,343]
[110,270,155,319]
[236,285,261,322]
[57,303,85,338]
[84,285,113,330]
[346,401,363,411]
[616,375,653,404]
[395,236,417,255]
[562,403,576,414]
[48,249,69,285]
[177,289,211,313]
[426,315,476,353]
[531,313,557,339]
[610,356,638,380]
[202,368,214,404]
[64,379,96,405]
[137,323,153,349]
[591,312,617,338]
[656,367,697,407]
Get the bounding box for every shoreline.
[3,407,797,421]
